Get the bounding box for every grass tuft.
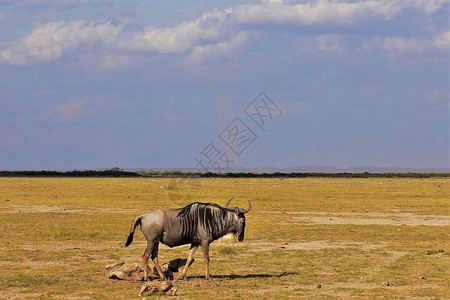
[218,247,238,255]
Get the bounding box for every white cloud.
[231,1,425,26]
[0,9,235,66]
[260,0,285,4]
[188,31,249,62]
[0,20,124,65]
[118,9,232,54]
[79,52,147,71]
[360,30,449,55]
[409,0,448,14]
[40,98,120,121]
[41,99,87,121]
[382,32,449,53]
[315,34,345,53]
[0,0,115,8]
[0,0,446,67]
[433,31,450,49]
[384,37,428,52]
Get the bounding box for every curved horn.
[240,200,252,214]
[224,196,234,208]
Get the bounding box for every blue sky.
[0,0,448,170]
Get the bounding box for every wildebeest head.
[224,197,252,242]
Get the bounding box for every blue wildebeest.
[124,198,251,281]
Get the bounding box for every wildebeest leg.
[151,243,166,280]
[142,241,154,282]
[201,242,211,280]
[180,243,199,279]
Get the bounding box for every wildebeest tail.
[124,215,143,247]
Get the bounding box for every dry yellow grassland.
[0,177,448,299]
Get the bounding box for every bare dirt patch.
[0,205,139,213]
[323,282,441,290]
[0,242,121,252]
[261,211,450,226]
[0,260,66,268]
[245,241,385,251]
[0,290,41,300]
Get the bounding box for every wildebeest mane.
[176,202,232,242]
[177,202,225,218]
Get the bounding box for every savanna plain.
[0,177,448,299]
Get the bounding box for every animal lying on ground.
[125,197,252,281]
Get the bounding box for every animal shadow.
[185,272,298,280]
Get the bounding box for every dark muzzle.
[238,227,245,242]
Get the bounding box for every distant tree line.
[200,172,449,178]
[138,170,202,177]
[0,169,141,177]
[0,169,448,178]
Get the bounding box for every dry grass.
[0,177,449,299]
